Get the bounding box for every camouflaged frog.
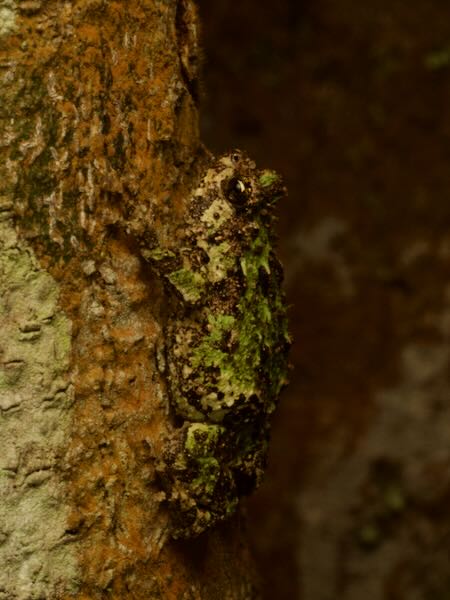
[145,151,290,538]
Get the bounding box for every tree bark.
[0,1,262,597]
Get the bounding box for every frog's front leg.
[140,242,207,305]
[139,245,179,277]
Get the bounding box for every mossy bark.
[0,1,259,598]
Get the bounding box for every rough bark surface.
[0,1,259,598]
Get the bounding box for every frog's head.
[190,150,286,235]
[217,150,286,215]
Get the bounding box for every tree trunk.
[0,1,288,597]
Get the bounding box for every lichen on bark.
[0,1,270,597]
[0,212,78,598]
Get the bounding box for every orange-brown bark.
[0,1,259,597]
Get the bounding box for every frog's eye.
[224,177,248,206]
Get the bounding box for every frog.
[143,150,290,538]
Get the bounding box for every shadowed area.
[198,1,450,598]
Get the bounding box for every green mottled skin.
[147,151,290,538]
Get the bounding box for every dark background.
[197,2,450,599]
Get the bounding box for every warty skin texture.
[144,151,290,538]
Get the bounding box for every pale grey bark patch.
[0,0,16,37]
[0,216,79,598]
